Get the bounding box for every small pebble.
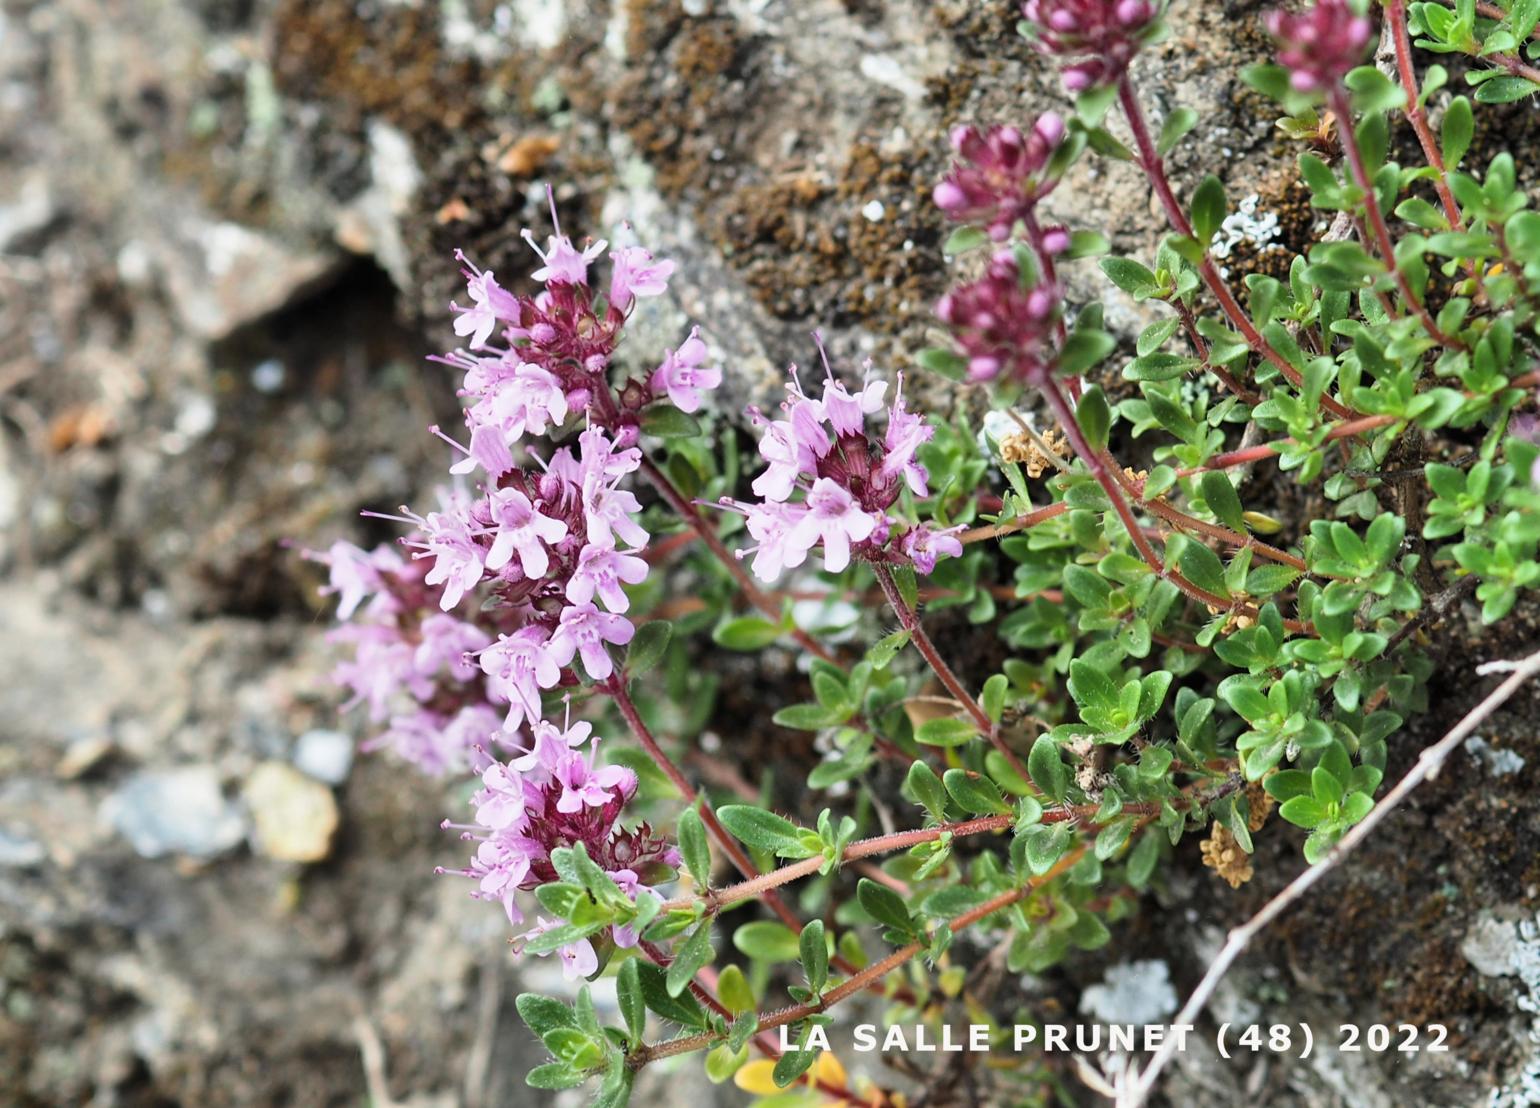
[293,729,354,786]
[245,762,339,863]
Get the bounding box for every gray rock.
[103,767,247,860]
[293,729,355,786]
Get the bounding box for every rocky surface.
[3,0,1539,1105]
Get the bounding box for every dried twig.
[1121,646,1540,1107]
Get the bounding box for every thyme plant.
[312,0,1540,1102]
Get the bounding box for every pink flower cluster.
[1021,0,1161,92]
[935,249,1064,384]
[719,359,963,580]
[934,116,1070,242]
[315,195,719,972]
[1265,0,1372,93]
[440,716,679,980]
[316,539,509,776]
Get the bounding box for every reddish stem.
[639,457,834,664]
[1115,76,1359,421]
[869,562,1035,785]
[1327,86,1461,350]
[1385,0,1465,231]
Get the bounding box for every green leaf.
[733,921,801,963]
[616,960,646,1045]
[943,769,1011,815]
[667,923,715,996]
[716,964,755,1015]
[1246,564,1301,598]
[1475,76,1540,104]
[517,994,577,1038]
[773,1043,818,1088]
[1157,107,1200,155]
[1066,229,1111,258]
[1100,256,1160,296]
[1178,540,1231,599]
[944,226,989,255]
[1076,385,1112,452]
[626,620,672,675]
[1094,816,1134,861]
[527,1062,587,1090]
[1191,175,1227,245]
[704,1043,748,1084]
[1279,795,1329,828]
[857,878,915,936]
[634,961,707,1028]
[712,615,782,651]
[915,716,979,747]
[1022,822,1073,875]
[640,403,702,439]
[1200,472,1246,532]
[1028,734,1069,802]
[1068,657,1120,713]
[1058,328,1117,375]
[981,673,1009,724]
[772,702,841,730]
[917,347,967,381]
[676,807,711,888]
[867,629,910,668]
[716,806,817,858]
[799,919,829,995]
[904,761,950,821]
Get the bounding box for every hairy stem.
[606,677,806,934]
[870,562,1034,783]
[1384,0,1465,231]
[1327,86,1460,350]
[1116,76,1359,421]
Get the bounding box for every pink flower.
[480,626,563,731]
[651,327,722,413]
[522,229,607,286]
[470,834,536,925]
[936,249,1061,384]
[443,705,507,760]
[582,479,648,551]
[485,487,569,579]
[414,508,486,611]
[374,710,465,775]
[732,499,814,583]
[1021,0,1158,92]
[608,243,675,311]
[449,424,516,480]
[789,478,879,573]
[490,362,570,441]
[510,718,594,780]
[552,745,636,814]
[475,761,529,831]
[880,379,934,496]
[567,543,650,613]
[548,602,636,681]
[451,255,519,349]
[934,117,1065,241]
[902,524,965,574]
[321,541,404,620]
[820,374,888,438]
[557,936,599,979]
[751,401,829,502]
[414,614,492,682]
[1266,0,1373,92]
